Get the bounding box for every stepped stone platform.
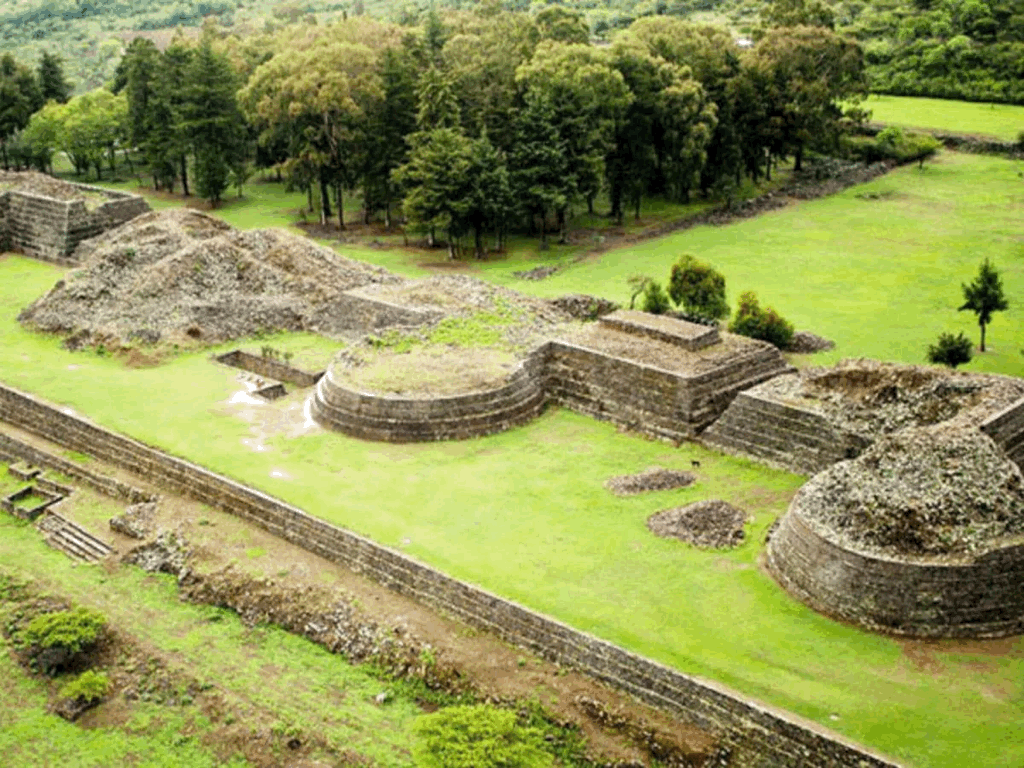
[0,172,150,264]
[704,362,1024,474]
[37,511,113,563]
[598,310,719,351]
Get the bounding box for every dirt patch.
[605,467,696,496]
[514,265,560,280]
[647,501,748,549]
[335,345,518,396]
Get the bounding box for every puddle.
[269,469,291,479]
[241,437,270,453]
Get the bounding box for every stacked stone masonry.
[767,511,1024,638]
[0,382,897,767]
[598,310,720,351]
[980,396,1024,470]
[0,184,150,264]
[313,353,547,442]
[701,390,869,474]
[216,350,324,388]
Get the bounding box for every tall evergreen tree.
[959,259,1009,352]
[0,54,43,170]
[37,52,71,104]
[183,38,245,205]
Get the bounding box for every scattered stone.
[647,501,747,549]
[605,467,696,496]
[549,294,619,321]
[513,265,559,280]
[792,424,1024,557]
[109,501,158,540]
[123,530,190,578]
[787,331,835,354]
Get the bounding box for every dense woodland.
[2,0,1023,103]
[1,2,940,256]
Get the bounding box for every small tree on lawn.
[729,290,795,349]
[959,259,1008,352]
[927,332,973,368]
[668,255,729,322]
[641,280,671,315]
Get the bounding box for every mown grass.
[864,95,1024,141]
[0,511,424,767]
[2,250,1024,766]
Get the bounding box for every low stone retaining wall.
[0,381,898,767]
[767,511,1024,638]
[702,389,869,474]
[0,431,154,504]
[980,396,1024,470]
[312,353,547,442]
[0,184,149,264]
[215,350,323,388]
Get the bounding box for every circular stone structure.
[767,424,1024,637]
[311,346,546,443]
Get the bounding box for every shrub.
[927,332,973,368]
[59,670,110,704]
[640,280,671,315]
[668,255,729,321]
[412,705,553,768]
[728,291,795,349]
[22,607,105,674]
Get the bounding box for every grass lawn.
[2,150,1023,767]
[864,95,1024,141]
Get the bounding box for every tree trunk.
[474,224,483,259]
[794,145,803,172]
[318,173,331,225]
[587,194,595,216]
[180,155,190,197]
[335,182,345,230]
[539,208,548,250]
[306,185,313,213]
[1,142,7,171]
[634,195,641,221]
[447,229,455,260]
[123,148,134,176]
[765,151,772,182]
[385,200,391,230]
[980,322,987,352]
[557,208,567,244]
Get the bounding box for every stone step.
[37,513,112,563]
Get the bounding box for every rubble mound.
[18,209,401,345]
[109,501,158,540]
[123,530,191,578]
[787,331,835,354]
[605,467,695,496]
[793,424,1024,557]
[647,500,747,549]
[549,294,619,320]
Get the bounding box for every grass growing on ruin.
[0,516,425,767]
[863,95,1024,141]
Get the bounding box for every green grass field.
[864,95,1024,141]
[2,150,1023,766]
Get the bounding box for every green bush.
[640,280,671,315]
[845,127,942,168]
[59,670,111,704]
[729,291,795,349]
[22,607,105,673]
[927,331,973,368]
[668,255,729,321]
[412,705,553,768]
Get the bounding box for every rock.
[123,530,190,577]
[647,501,747,549]
[605,467,696,496]
[109,502,158,540]
[549,294,619,321]
[787,331,835,354]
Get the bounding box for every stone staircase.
[702,391,868,475]
[37,512,113,563]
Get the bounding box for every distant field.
[865,95,1024,141]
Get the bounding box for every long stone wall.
[312,352,547,442]
[0,381,897,768]
[980,396,1024,470]
[0,184,149,264]
[701,390,869,474]
[767,511,1024,638]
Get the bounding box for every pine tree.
[0,53,43,170]
[37,52,71,104]
[959,259,1009,352]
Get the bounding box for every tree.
[959,258,1008,352]
[37,52,71,104]
[0,53,43,170]
[641,280,672,314]
[184,38,245,205]
[508,94,568,250]
[668,255,729,320]
[927,332,973,368]
[412,705,552,768]
[729,291,795,348]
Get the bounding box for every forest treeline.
[3,3,874,255]
[3,0,1023,105]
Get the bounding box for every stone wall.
[0,185,149,265]
[544,339,789,442]
[215,350,323,388]
[312,352,547,442]
[598,310,720,351]
[980,396,1024,470]
[767,510,1024,638]
[701,390,869,474]
[0,381,898,768]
